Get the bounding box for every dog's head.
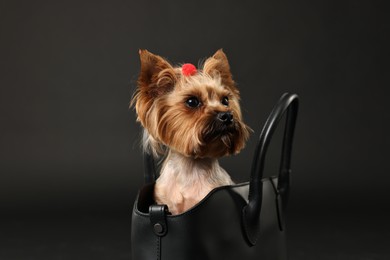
[132,49,250,158]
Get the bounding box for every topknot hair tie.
[182,63,197,76]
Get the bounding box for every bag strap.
[144,152,157,184]
[243,93,299,246]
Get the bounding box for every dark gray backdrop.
[1,0,389,259]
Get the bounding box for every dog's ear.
[203,49,239,96]
[133,50,177,127]
[138,49,177,97]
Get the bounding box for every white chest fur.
[154,151,233,215]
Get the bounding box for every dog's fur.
[132,49,250,215]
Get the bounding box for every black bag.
[131,93,299,260]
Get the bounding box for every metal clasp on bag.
[149,204,170,237]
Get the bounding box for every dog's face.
[133,49,250,158]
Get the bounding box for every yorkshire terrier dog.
[132,49,250,215]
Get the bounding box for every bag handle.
[144,152,157,184]
[243,93,299,246]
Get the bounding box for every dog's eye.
[221,96,229,106]
[186,97,201,108]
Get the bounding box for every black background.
[1,0,389,259]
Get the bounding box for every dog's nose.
[217,112,233,125]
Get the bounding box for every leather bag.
[131,93,299,260]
